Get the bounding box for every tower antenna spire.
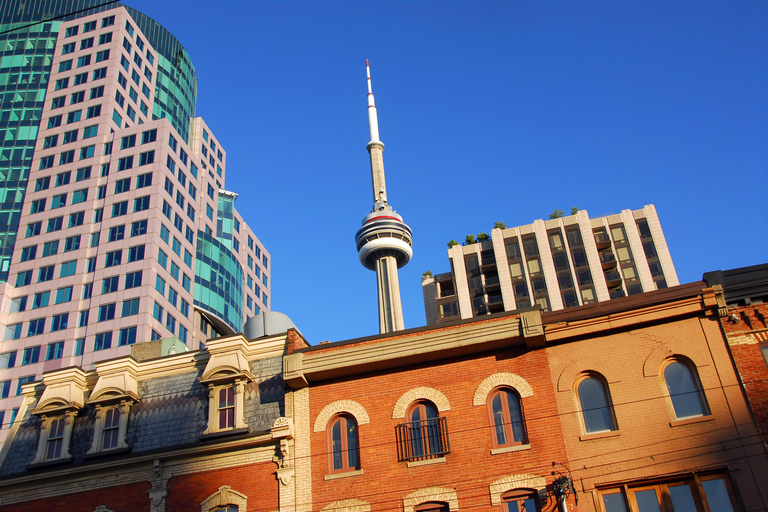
[355,60,413,334]
[366,59,380,143]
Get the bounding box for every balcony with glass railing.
[600,251,617,269]
[604,271,622,288]
[594,232,611,250]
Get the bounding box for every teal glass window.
[122,298,140,317]
[94,332,112,351]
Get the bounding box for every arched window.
[88,403,131,454]
[663,359,708,419]
[397,400,448,461]
[200,485,247,512]
[487,388,525,448]
[502,490,539,512]
[327,414,360,473]
[415,502,449,512]
[410,401,439,459]
[577,374,616,433]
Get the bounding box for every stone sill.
[83,446,130,460]
[26,456,72,471]
[324,469,364,481]
[670,415,714,427]
[200,427,251,441]
[407,456,446,468]
[579,430,621,442]
[491,443,531,455]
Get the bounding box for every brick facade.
[0,481,151,512]
[289,283,768,512]
[307,346,571,512]
[545,312,768,512]
[717,302,768,443]
[2,281,768,512]
[165,461,279,512]
[704,265,768,445]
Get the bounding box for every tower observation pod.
[355,61,413,334]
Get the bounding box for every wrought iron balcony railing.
[395,416,450,462]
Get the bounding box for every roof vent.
[244,311,299,339]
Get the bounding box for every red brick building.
[705,264,768,444]
[2,282,767,512]
[284,282,768,512]
[285,311,572,512]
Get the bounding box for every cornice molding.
[88,358,141,405]
[295,315,524,384]
[0,431,277,492]
[32,367,88,416]
[544,295,708,342]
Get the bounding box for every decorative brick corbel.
[272,417,295,485]
[148,459,170,512]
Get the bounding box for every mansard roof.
[0,333,291,480]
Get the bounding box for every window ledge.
[83,446,130,460]
[406,457,446,468]
[579,430,620,442]
[200,426,251,441]
[26,456,72,470]
[324,469,364,481]
[491,443,532,455]
[670,415,714,427]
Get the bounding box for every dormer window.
[102,407,121,449]
[88,402,131,454]
[28,367,88,467]
[202,380,249,436]
[217,386,235,430]
[32,412,76,464]
[46,418,65,459]
[198,335,256,437]
[86,358,141,455]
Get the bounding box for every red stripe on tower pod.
[365,216,402,224]
[755,331,768,342]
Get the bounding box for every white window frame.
[204,380,248,435]
[88,401,131,454]
[31,411,76,464]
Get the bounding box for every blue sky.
[130,0,767,344]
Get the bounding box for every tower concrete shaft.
[377,255,405,332]
[368,141,388,207]
[356,61,413,334]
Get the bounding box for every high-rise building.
[0,2,270,441]
[422,205,677,324]
[355,61,412,333]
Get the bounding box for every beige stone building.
[423,205,677,324]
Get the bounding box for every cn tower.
[355,61,413,334]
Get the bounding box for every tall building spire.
[366,60,380,143]
[366,59,388,208]
[355,61,413,334]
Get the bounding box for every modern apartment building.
[423,205,677,324]
[0,2,270,440]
